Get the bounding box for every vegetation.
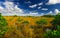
[0,13,60,38]
[44,13,60,38]
[34,18,48,38]
[0,13,8,38]
[44,25,60,38]
[52,13,60,25]
[43,15,55,18]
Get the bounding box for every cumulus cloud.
[41,8,48,10]
[46,0,60,5]
[0,1,24,16]
[38,2,43,6]
[29,2,43,8]
[0,1,44,16]
[47,11,53,15]
[29,12,38,14]
[29,4,37,8]
[38,7,41,9]
[54,9,60,14]
[0,6,3,10]
[0,1,40,16]
[28,12,38,16]
[17,12,39,16]
[49,11,53,14]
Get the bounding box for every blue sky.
[0,0,60,16]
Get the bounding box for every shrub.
[0,13,8,37]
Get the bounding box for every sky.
[0,0,60,16]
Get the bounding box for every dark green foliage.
[44,25,60,38]
[0,13,8,37]
[51,13,60,30]
[43,15,55,18]
[36,18,47,26]
[22,21,29,25]
[17,17,22,22]
[13,15,17,17]
[35,18,48,32]
[52,13,60,25]
[44,13,60,38]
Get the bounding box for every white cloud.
[38,2,43,5]
[38,7,41,9]
[29,3,43,8]
[41,8,48,10]
[0,1,40,16]
[14,5,24,14]
[25,1,31,4]
[40,13,44,15]
[0,1,24,16]
[29,4,37,8]
[15,12,39,16]
[54,9,60,14]
[0,6,4,10]
[49,11,53,14]
[47,11,53,15]
[46,0,60,5]
[0,1,41,16]
[29,12,38,15]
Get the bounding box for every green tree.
[0,13,8,38]
[52,13,60,25]
[51,13,60,30]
